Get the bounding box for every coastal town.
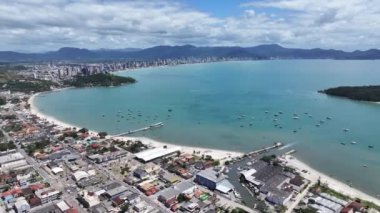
[0,66,379,213]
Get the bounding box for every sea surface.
[34,60,380,197]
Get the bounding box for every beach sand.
[284,154,380,204]
[28,93,380,204]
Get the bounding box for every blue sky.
[0,0,379,52]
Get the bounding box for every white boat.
[293,116,299,119]
[343,128,350,132]
[351,141,357,144]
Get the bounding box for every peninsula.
[64,73,136,87]
[319,85,380,102]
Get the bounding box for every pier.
[246,142,283,156]
[113,122,164,137]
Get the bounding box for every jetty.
[113,122,164,137]
[246,142,283,156]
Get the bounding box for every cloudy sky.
[1,0,379,52]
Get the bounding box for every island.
[319,85,380,102]
[64,73,136,87]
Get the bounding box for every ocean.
[33,60,380,197]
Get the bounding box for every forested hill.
[319,86,380,102]
[65,73,136,87]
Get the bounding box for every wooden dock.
[113,122,164,137]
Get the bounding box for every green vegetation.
[98,131,108,139]
[0,79,57,93]
[0,114,17,120]
[0,141,16,151]
[25,140,50,156]
[0,65,27,72]
[3,122,22,132]
[0,97,6,105]
[124,140,148,153]
[65,73,136,87]
[312,183,350,201]
[320,85,380,102]
[177,193,190,203]
[260,154,277,163]
[228,208,248,213]
[294,208,317,213]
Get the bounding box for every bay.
[33,60,380,197]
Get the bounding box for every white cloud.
[0,0,379,51]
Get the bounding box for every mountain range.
[0,44,380,62]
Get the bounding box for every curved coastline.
[29,90,380,205]
[28,90,244,161]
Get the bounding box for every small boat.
[340,142,346,145]
[368,145,374,149]
[343,128,350,132]
[278,111,283,114]
[326,117,332,120]
[351,141,357,145]
[168,109,173,112]
[316,124,320,127]
[293,116,299,119]
[308,115,313,118]
[265,111,269,114]
[293,130,297,133]
[362,164,368,168]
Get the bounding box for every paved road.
[285,180,315,213]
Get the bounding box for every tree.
[0,96,6,105]
[98,131,108,138]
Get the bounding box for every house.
[133,168,149,180]
[55,200,71,212]
[14,197,30,213]
[72,171,89,182]
[35,188,61,204]
[289,175,306,192]
[159,171,180,184]
[195,168,234,193]
[105,185,129,199]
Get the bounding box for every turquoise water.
[34,60,380,197]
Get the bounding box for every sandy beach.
[284,154,380,204]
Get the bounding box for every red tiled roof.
[66,208,79,213]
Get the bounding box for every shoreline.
[28,91,380,204]
[284,154,380,205]
[28,92,243,161]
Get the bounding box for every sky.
[0,0,379,52]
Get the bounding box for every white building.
[35,188,61,204]
[134,146,181,163]
[14,197,30,213]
